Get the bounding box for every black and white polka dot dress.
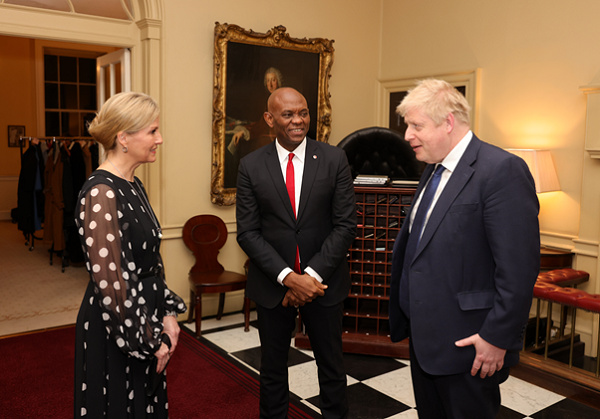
[73,170,186,418]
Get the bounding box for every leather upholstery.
[537,268,589,286]
[337,126,424,180]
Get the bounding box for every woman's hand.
[162,315,181,355]
[155,342,170,373]
[155,316,180,373]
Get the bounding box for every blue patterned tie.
[399,164,445,316]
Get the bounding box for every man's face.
[403,108,452,164]
[265,89,310,152]
[265,72,279,93]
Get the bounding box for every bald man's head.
[264,87,310,152]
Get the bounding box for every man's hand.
[232,131,243,145]
[455,333,506,378]
[282,272,327,304]
[282,289,305,308]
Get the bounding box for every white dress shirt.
[274,138,324,285]
[409,130,473,234]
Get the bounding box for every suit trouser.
[409,339,509,419]
[256,301,348,419]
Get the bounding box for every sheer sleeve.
[78,183,162,360]
[155,253,187,317]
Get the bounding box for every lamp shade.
[506,149,560,193]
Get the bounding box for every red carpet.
[0,325,316,418]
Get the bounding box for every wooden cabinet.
[295,186,415,358]
[294,186,573,359]
[540,247,573,270]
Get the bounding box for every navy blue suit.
[390,135,540,376]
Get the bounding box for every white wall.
[380,0,600,243]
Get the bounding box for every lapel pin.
[313,155,317,159]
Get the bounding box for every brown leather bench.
[537,268,589,287]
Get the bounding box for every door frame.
[0,0,165,218]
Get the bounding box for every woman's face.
[125,117,163,164]
[265,72,279,93]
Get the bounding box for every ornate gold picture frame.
[211,23,335,205]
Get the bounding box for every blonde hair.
[396,79,470,126]
[87,92,159,153]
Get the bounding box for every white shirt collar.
[275,137,307,164]
[440,130,473,172]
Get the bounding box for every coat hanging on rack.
[17,139,45,236]
[43,142,66,252]
[16,136,98,266]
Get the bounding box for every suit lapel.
[414,137,480,257]
[297,139,319,222]
[265,142,296,221]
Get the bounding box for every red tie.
[286,153,301,273]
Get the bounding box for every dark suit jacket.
[236,139,357,309]
[389,135,540,376]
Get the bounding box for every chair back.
[337,126,425,180]
[182,215,227,274]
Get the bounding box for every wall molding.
[377,69,481,133]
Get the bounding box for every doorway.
[0,1,161,335]
[0,35,125,335]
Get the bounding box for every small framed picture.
[8,125,25,147]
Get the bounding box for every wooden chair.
[182,214,250,337]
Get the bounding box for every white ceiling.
[3,0,134,20]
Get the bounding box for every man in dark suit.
[389,79,540,418]
[236,87,356,419]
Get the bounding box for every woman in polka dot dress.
[74,92,186,418]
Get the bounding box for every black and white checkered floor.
[191,312,600,419]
